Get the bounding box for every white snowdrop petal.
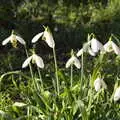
[16,36,26,45]
[22,56,32,68]
[83,41,91,52]
[101,79,107,89]
[94,82,101,92]
[34,54,44,68]
[73,57,81,69]
[94,78,107,92]
[77,49,83,57]
[91,38,103,53]
[32,32,44,43]
[66,57,74,68]
[114,87,120,102]
[43,31,55,48]
[88,48,96,56]
[91,38,98,52]
[94,78,101,92]
[111,41,120,55]
[104,41,112,52]
[2,36,11,45]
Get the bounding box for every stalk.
[24,45,36,89]
[53,47,59,95]
[80,53,84,91]
[37,67,43,89]
[70,64,73,87]
[24,45,34,80]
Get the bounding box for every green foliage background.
[0,0,120,49]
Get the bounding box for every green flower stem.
[37,67,43,89]
[24,46,34,79]
[24,45,36,89]
[53,47,59,95]
[80,53,84,91]
[71,64,73,87]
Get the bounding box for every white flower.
[83,41,91,52]
[76,48,83,57]
[32,27,55,48]
[77,38,103,57]
[77,46,95,57]
[66,55,81,69]
[114,87,120,102]
[31,32,44,43]
[91,38,103,53]
[88,48,96,56]
[94,77,107,92]
[104,41,120,55]
[76,41,91,57]
[22,53,44,68]
[2,34,26,47]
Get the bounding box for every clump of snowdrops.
[0,28,120,120]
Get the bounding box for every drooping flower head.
[76,48,83,57]
[77,34,103,57]
[114,87,120,102]
[22,50,44,68]
[94,77,107,92]
[32,26,55,48]
[2,30,26,48]
[90,37,103,53]
[89,33,103,54]
[77,41,93,57]
[103,36,120,55]
[66,49,81,69]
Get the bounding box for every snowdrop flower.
[2,31,26,48]
[66,55,81,69]
[32,27,55,48]
[94,77,107,92]
[104,41,120,55]
[77,46,95,57]
[77,38,103,57]
[22,53,44,68]
[77,48,96,57]
[88,48,96,56]
[76,48,83,57]
[114,87,120,102]
[77,41,91,57]
[91,38,103,53]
